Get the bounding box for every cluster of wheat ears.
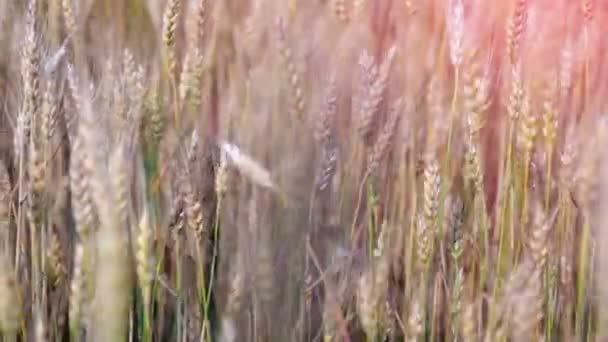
[0,0,607,340]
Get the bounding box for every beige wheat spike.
[0,252,21,338]
[145,88,165,145]
[70,128,102,334]
[372,225,391,330]
[353,0,367,19]
[406,296,423,342]
[256,233,274,305]
[276,17,306,122]
[163,0,181,77]
[506,0,528,65]
[62,0,77,38]
[69,134,98,239]
[69,243,87,335]
[559,122,578,188]
[185,0,207,46]
[92,221,132,341]
[179,46,204,110]
[560,254,573,290]
[507,65,524,122]
[65,63,83,140]
[48,227,67,285]
[14,109,28,161]
[69,242,93,334]
[357,46,397,146]
[110,147,129,230]
[225,257,245,317]
[559,40,573,99]
[516,91,536,154]
[529,203,557,268]
[464,134,484,194]
[542,79,558,150]
[448,196,465,260]
[506,263,543,341]
[170,207,186,245]
[450,268,464,337]
[404,0,417,15]
[220,142,278,192]
[184,182,204,238]
[41,79,58,147]
[463,67,490,137]
[582,0,594,22]
[136,209,154,310]
[375,45,397,93]
[196,0,208,44]
[75,91,117,228]
[330,0,349,22]
[423,157,440,226]
[446,0,464,67]
[367,98,403,174]
[180,139,203,239]
[187,128,199,165]
[317,135,339,193]
[249,196,274,306]
[356,268,377,338]
[243,0,264,53]
[415,214,432,272]
[18,0,41,158]
[215,150,228,199]
[122,49,145,109]
[28,136,45,216]
[315,74,337,145]
[355,50,378,144]
[91,149,132,342]
[315,75,339,193]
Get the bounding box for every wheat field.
[0,0,606,341]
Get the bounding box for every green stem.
[203,197,223,341]
[495,120,515,297]
[142,302,152,342]
[513,143,529,271]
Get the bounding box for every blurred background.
[0,0,607,341]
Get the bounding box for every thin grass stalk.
[444,67,459,178]
[544,148,553,209]
[202,193,222,334]
[497,180,515,304]
[520,146,531,220]
[402,153,418,328]
[583,20,590,116]
[495,170,511,294]
[576,213,592,339]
